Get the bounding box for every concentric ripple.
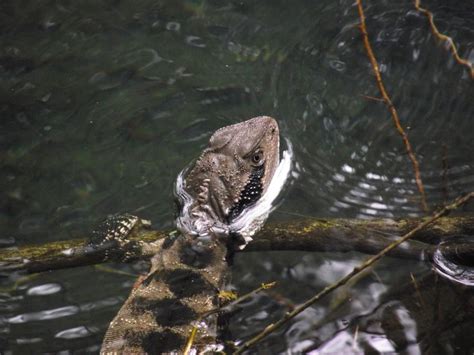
[432,235,474,286]
[274,0,474,218]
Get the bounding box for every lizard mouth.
[226,165,265,223]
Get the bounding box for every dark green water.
[1,0,473,353]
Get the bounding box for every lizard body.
[100,116,280,354]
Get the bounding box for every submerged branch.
[1,215,474,274]
[357,0,428,211]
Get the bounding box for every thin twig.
[183,326,198,355]
[414,0,474,79]
[353,325,359,351]
[184,282,277,353]
[361,94,384,102]
[410,272,426,308]
[207,282,277,320]
[357,0,428,212]
[221,282,277,312]
[441,143,449,204]
[233,192,473,354]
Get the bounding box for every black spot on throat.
[227,165,264,222]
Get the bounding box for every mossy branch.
[1,215,474,274]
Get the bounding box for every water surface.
[1,0,473,353]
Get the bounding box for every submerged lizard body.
[100,116,280,353]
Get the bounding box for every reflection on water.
[313,301,419,354]
[1,0,473,353]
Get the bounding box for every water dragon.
[98,116,284,354]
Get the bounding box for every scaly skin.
[100,116,280,354]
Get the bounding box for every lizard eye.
[251,150,264,166]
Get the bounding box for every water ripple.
[7,305,79,324]
[27,283,62,296]
[55,326,97,339]
[79,296,122,312]
[432,235,474,286]
[16,337,43,344]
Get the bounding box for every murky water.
[1,0,473,353]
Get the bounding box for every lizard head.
[184,116,280,224]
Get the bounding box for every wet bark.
[1,216,473,274]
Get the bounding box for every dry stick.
[357,0,428,212]
[415,0,474,79]
[441,143,449,204]
[184,282,277,354]
[233,192,474,354]
[410,272,426,309]
[183,326,198,355]
[219,282,277,312]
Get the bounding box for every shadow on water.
[0,0,473,353]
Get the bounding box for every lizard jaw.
[226,165,265,223]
